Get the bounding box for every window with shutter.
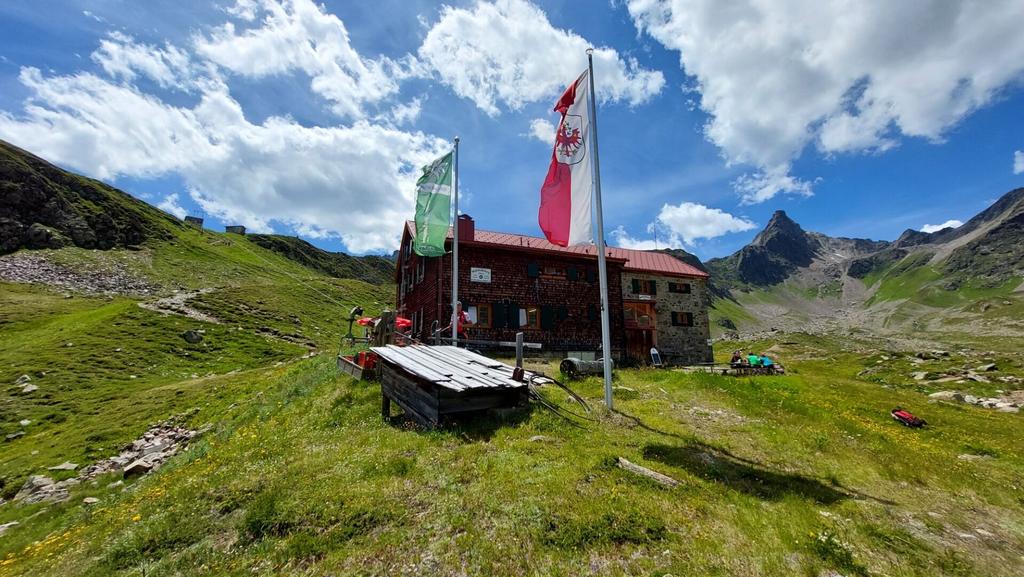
[527,262,540,278]
[476,304,492,328]
[523,305,540,329]
[587,304,598,321]
[671,312,695,327]
[567,266,578,281]
[586,268,597,283]
[632,279,656,295]
[668,282,692,294]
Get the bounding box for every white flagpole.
[586,49,614,409]
[451,136,460,345]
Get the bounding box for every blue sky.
[1,0,1022,259]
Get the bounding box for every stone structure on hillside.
[225,225,246,235]
[620,271,712,365]
[184,216,204,228]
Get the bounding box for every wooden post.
[515,332,524,369]
[381,394,391,421]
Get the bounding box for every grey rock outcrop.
[12,416,204,505]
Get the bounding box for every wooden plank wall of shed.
[381,363,440,426]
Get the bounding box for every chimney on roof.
[457,214,474,242]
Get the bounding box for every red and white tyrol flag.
[539,70,592,247]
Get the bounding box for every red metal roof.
[404,221,708,279]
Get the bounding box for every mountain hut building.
[395,215,713,365]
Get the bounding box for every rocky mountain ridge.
[704,188,1024,293]
[0,140,181,254]
[690,188,1024,338]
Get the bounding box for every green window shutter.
[567,266,578,281]
[686,312,694,326]
[586,268,596,283]
[631,278,640,292]
[527,262,540,278]
[557,305,568,321]
[507,303,520,328]
[684,283,692,294]
[540,306,555,330]
[650,281,657,295]
[587,304,598,321]
[492,303,506,329]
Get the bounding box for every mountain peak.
[752,210,805,247]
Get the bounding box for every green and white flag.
[413,151,453,257]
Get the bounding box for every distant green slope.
[864,251,1021,308]
[248,234,394,285]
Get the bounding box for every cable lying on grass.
[526,373,594,427]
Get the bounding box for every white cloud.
[920,219,963,234]
[224,0,260,21]
[92,32,195,90]
[657,202,757,244]
[385,97,422,126]
[628,0,1024,203]
[1,14,448,254]
[610,225,670,250]
[611,202,756,248]
[194,0,414,119]
[526,117,555,143]
[1015,150,1023,175]
[157,193,187,219]
[3,68,220,180]
[82,10,107,24]
[734,167,814,205]
[419,0,664,116]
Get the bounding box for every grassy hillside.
[1,333,1022,576]
[1,224,392,512]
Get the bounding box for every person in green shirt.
[747,353,761,367]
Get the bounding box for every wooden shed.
[370,345,552,427]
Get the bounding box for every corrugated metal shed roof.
[404,221,708,278]
[370,345,553,392]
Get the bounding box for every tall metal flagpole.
[586,49,614,410]
[451,136,460,345]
